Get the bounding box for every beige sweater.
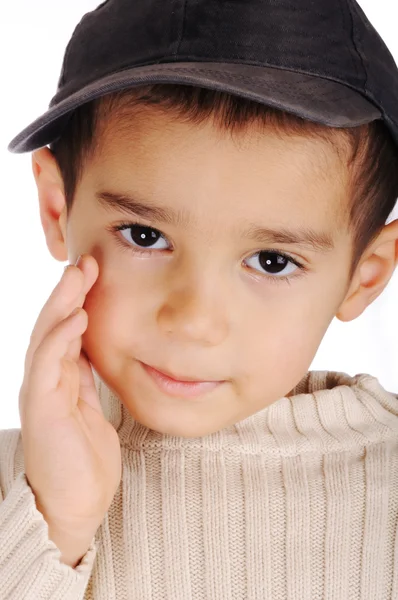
[0,369,397,599]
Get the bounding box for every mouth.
[139,361,224,399]
[143,361,221,383]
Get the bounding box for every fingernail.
[75,255,82,267]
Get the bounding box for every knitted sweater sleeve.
[0,429,97,600]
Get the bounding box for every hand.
[19,254,122,565]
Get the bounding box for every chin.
[129,404,226,439]
[145,415,220,438]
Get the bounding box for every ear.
[31,147,68,262]
[336,218,398,322]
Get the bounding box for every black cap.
[7,0,398,153]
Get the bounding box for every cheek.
[81,270,148,361]
[238,287,334,394]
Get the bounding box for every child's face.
[41,108,357,437]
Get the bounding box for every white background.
[1,1,397,430]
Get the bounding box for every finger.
[26,308,88,417]
[25,266,84,375]
[25,255,98,375]
[78,350,104,415]
[64,256,99,364]
[74,254,100,307]
[63,255,99,363]
[65,331,83,364]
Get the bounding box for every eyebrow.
[95,190,335,253]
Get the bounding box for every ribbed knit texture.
[0,369,397,599]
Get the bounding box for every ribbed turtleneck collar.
[93,370,398,455]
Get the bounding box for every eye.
[111,222,306,284]
[115,222,170,251]
[244,250,305,282]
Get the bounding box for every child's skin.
[23,106,398,566]
[19,260,121,568]
[32,106,398,441]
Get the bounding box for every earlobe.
[335,272,366,322]
[31,148,68,262]
[336,221,398,322]
[336,257,382,322]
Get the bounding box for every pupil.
[259,252,287,274]
[130,225,160,248]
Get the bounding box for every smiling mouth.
[140,361,224,399]
[141,361,222,383]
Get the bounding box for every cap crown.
[55,0,398,142]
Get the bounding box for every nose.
[157,268,229,346]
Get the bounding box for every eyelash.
[110,221,307,285]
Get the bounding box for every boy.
[1,0,398,598]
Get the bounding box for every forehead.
[89,105,349,231]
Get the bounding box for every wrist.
[46,522,96,568]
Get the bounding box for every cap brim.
[7,61,382,153]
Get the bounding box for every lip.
[140,361,224,399]
[143,361,220,383]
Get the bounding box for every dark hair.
[49,83,398,282]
